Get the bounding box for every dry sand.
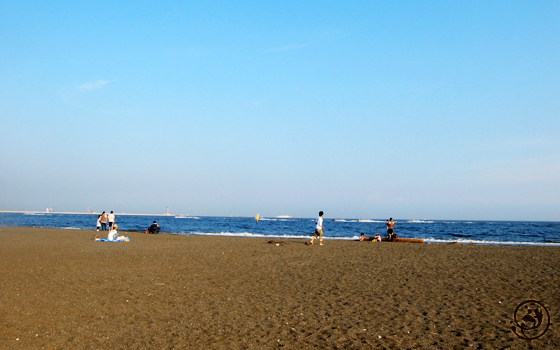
[0,226,558,349]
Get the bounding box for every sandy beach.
[0,226,558,349]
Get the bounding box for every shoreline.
[1,226,559,349]
[2,224,560,247]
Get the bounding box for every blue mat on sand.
[95,239,126,242]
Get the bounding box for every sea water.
[0,213,558,246]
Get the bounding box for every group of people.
[93,211,162,241]
[94,210,397,243]
[359,232,382,242]
[94,211,129,241]
[308,212,397,245]
[95,212,161,233]
[95,211,116,231]
[359,218,397,242]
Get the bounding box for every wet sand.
[1,226,558,349]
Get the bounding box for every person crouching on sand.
[309,211,324,246]
[372,232,381,242]
[147,221,160,234]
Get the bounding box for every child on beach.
[96,215,101,231]
[308,211,324,246]
[372,233,381,242]
[359,233,366,241]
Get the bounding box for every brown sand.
[1,227,558,349]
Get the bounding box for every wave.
[406,220,435,224]
[423,238,560,246]
[168,231,356,240]
[174,233,560,246]
[332,219,384,223]
[172,231,309,239]
[449,233,471,238]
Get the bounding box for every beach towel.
[95,238,130,242]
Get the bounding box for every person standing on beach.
[108,211,115,230]
[96,215,101,231]
[99,211,107,231]
[386,218,395,241]
[309,211,325,246]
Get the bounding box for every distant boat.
[175,215,187,218]
[275,215,291,218]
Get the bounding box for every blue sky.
[1,1,559,220]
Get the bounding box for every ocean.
[1,212,559,246]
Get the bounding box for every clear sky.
[1,1,559,220]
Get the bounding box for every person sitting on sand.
[358,233,366,241]
[372,232,381,242]
[107,225,129,241]
[147,221,160,234]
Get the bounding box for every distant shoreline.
[1,210,558,223]
[0,210,173,217]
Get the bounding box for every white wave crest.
[169,231,356,240]
[423,238,560,246]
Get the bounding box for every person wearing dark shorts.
[386,218,395,241]
[108,211,115,229]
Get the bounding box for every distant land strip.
[0,210,173,216]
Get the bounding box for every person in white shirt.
[108,211,115,229]
[308,211,324,246]
[107,225,129,241]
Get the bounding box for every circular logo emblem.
[511,300,550,340]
